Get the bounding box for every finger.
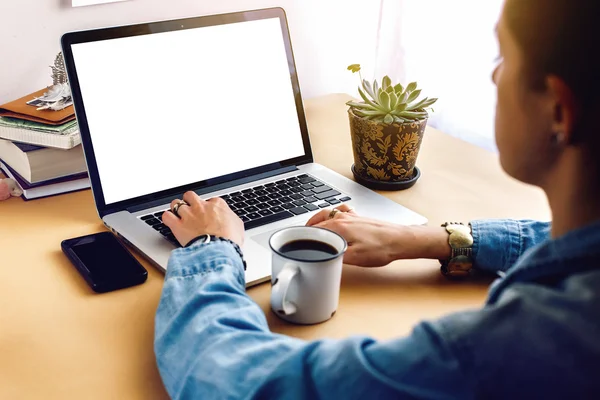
[162,208,181,230]
[314,217,343,232]
[306,209,332,226]
[335,204,357,215]
[176,202,193,219]
[162,210,187,246]
[331,208,352,220]
[170,198,182,211]
[325,208,354,222]
[306,206,354,226]
[169,198,187,219]
[183,191,202,207]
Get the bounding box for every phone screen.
[65,232,147,290]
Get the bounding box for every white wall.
[0,0,382,104]
[398,0,503,151]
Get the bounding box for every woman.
[155,0,600,398]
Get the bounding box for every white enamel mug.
[269,226,347,325]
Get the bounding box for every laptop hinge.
[127,165,299,213]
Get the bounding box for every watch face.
[448,231,474,249]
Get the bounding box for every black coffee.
[278,240,338,261]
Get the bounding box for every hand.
[162,191,245,247]
[306,205,451,267]
[306,204,405,267]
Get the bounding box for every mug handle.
[271,263,300,316]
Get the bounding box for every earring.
[552,131,566,145]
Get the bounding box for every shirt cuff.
[166,240,246,284]
[470,219,523,273]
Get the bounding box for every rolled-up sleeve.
[470,219,551,273]
[154,241,473,399]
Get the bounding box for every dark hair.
[505,0,600,101]
[505,0,600,147]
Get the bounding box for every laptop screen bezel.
[61,7,313,218]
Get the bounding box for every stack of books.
[0,89,89,200]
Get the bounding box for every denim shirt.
[154,220,600,399]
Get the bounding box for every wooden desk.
[0,94,550,399]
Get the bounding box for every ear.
[545,75,581,144]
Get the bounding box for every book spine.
[0,125,80,150]
[1,161,90,200]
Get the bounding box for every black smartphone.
[61,232,148,293]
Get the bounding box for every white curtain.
[374,0,504,151]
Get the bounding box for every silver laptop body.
[61,8,427,287]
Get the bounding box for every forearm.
[154,241,470,399]
[154,241,283,397]
[390,220,551,273]
[390,225,452,261]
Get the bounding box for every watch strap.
[440,222,474,278]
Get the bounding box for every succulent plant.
[346,64,437,124]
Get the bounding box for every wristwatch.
[439,222,474,278]
[185,234,247,271]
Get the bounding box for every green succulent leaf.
[373,80,380,97]
[379,90,391,111]
[406,97,428,111]
[362,80,376,100]
[406,89,422,104]
[399,110,428,120]
[391,104,409,116]
[407,97,438,111]
[406,82,418,93]
[347,64,362,73]
[396,102,407,112]
[385,85,395,94]
[394,83,404,94]
[382,76,392,90]
[393,116,405,124]
[347,101,378,111]
[356,110,386,119]
[389,91,399,110]
[356,109,387,117]
[398,91,409,104]
[422,97,438,108]
[383,113,394,124]
[358,87,380,108]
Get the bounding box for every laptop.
[61,8,427,287]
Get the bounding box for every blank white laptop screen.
[71,18,305,205]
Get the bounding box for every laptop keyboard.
[138,174,351,247]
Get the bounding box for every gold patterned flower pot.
[349,109,427,183]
